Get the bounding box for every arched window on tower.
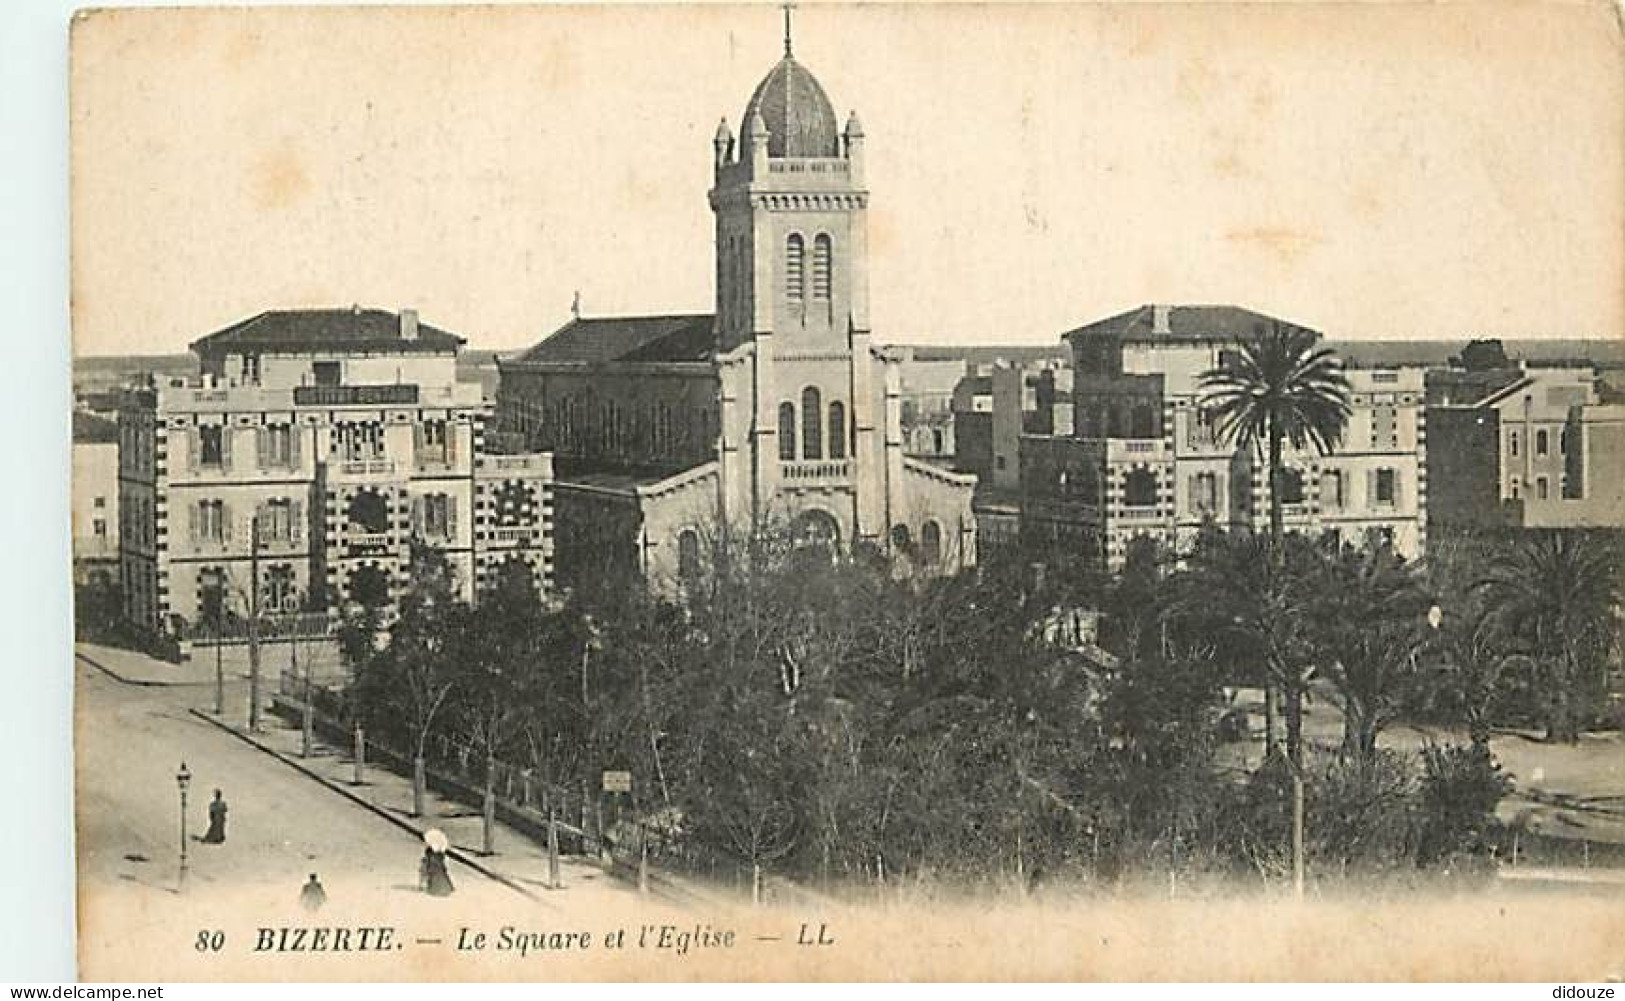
[785,234,805,301]
[812,234,833,300]
[828,401,847,460]
[802,387,823,460]
[778,402,797,461]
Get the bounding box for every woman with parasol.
[419,829,454,897]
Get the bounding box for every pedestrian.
[201,789,228,844]
[300,873,327,912]
[419,829,454,897]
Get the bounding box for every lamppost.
[176,761,191,890]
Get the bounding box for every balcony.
[488,525,537,545]
[342,530,395,557]
[781,459,851,484]
[334,458,397,478]
[480,453,550,476]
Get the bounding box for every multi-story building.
[1020,304,1427,568]
[1427,349,1616,532]
[72,410,120,584]
[496,30,977,590]
[119,307,554,641]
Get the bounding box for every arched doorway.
[789,508,841,555]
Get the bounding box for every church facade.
[496,34,977,592]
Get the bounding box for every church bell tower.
[708,11,878,538]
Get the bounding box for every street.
[74,657,696,980]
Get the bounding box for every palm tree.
[1198,319,1350,894]
[1199,320,1351,751]
[1476,529,1622,744]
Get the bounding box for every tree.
[1475,529,1622,743]
[1199,320,1350,894]
[345,542,463,817]
[452,568,579,854]
[1306,542,1434,761]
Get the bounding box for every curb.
[76,651,174,688]
[188,707,554,907]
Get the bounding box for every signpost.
[601,770,632,794]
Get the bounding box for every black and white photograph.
[59,0,1625,981]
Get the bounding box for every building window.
[1560,428,1569,455]
[1374,468,1398,506]
[198,567,226,625]
[778,403,797,461]
[1510,478,1521,500]
[418,420,450,465]
[1187,408,1216,450]
[198,425,225,467]
[677,529,701,581]
[1509,431,1520,458]
[785,234,805,301]
[264,564,297,612]
[1278,468,1306,506]
[347,491,389,534]
[1536,476,1549,500]
[995,455,1007,471]
[260,497,298,543]
[812,234,832,300]
[93,496,105,509]
[1536,429,1549,456]
[801,387,823,460]
[260,424,294,467]
[1372,405,1397,450]
[920,520,942,565]
[828,401,847,460]
[335,422,385,462]
[1123,468,1157,507]
[313,361,341,387]
[1320,469,1345,509]
[241,353,261,385]
[92,518,106,538]
[932,428,945,454]
[890,524,913,553]
[193,499,227,544]
[418,493,455,540]
[1190,471,1219,514]
[347,565,390,609]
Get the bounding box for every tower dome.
[740,53,841,158]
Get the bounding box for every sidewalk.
[190,703,664,912]
[76,641,225,685]
[77,639,345,687]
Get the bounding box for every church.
[496,24,978,592]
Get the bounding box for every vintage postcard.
[69,0,1625,982]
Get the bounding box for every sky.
[69,1,1625,357]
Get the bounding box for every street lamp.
[176,761,192,890]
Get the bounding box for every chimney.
[400,308,419,341]
[1152,304,1172,335]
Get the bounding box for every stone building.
[1020,304,1427,568]
[497,33,977,591]
[1426,347,1617,532]
[119,307,553,640]
[73,410,120,584]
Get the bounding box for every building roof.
[190,308,464,356]
[1066,305,1319,344]
[513,314,715,365]
[742,54,842,158]
[1063,304,1313,343]
[73,409,119,444]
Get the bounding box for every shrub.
[1414,742,1510,869]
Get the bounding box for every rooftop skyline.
[71,3,1625,358]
